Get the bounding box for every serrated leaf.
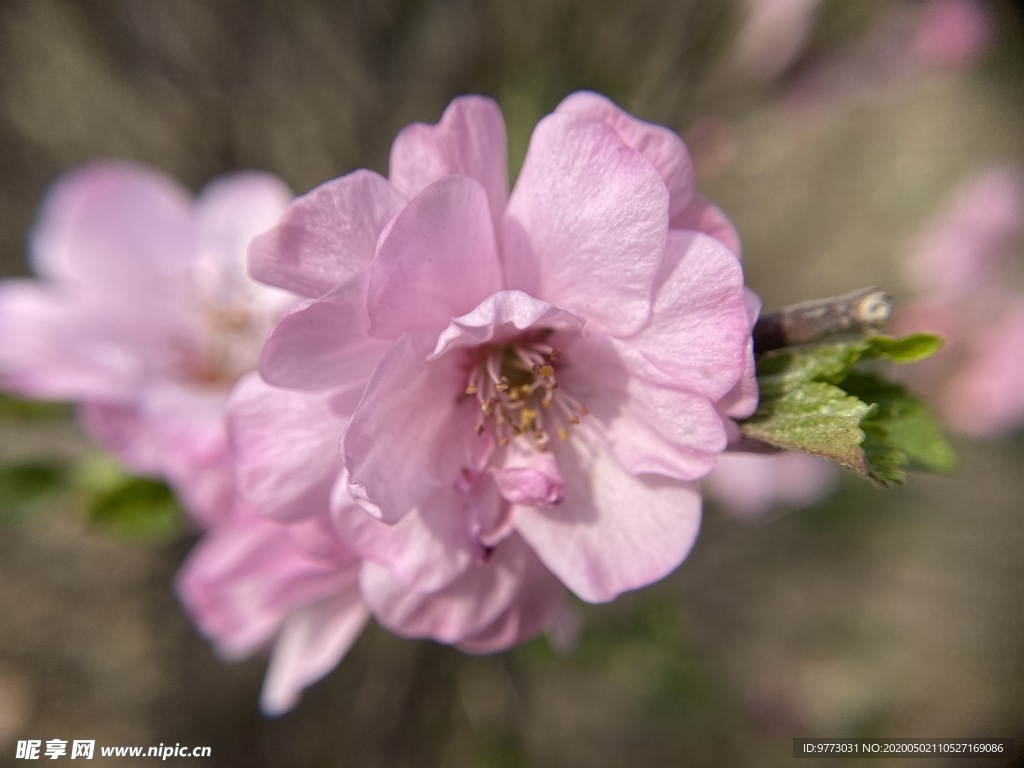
[843,371,956,473]
[862,332,944,363]
[740,332,953,487]
[741,380,874,473]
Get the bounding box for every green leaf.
[739,332,953,487]
[740,381,874,473]
[75,456,183,540]
[0,394,72,422]
[0,461,70,521]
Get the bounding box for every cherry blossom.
[239,92,757,655]
[0,162,294,525]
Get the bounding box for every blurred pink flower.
[0,162,294,525]
[913,0,994,71]
[893,169,1024,437]
[704,451,838,518]
[176,505,367,715]
[238,92,757,655]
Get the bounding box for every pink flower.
[893,169,1024,437]
[704,452,838,517]
[176,505,367,715]
[239,92,757,652]
[0,162,294,525]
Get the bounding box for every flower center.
[463,330,587,451]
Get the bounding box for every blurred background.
[1,0,1023,765]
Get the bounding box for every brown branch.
[752,287,892,354]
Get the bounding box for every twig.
[752,287,891,354]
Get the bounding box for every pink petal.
[617,231,751,400]
[331,494,475,594]
[716,288,761,424]
[367,176,503,339]
[196,172,294,274]
[30,161,198,291]
[176,511,358,662]
[359,533,538,643]
[514,440,703,603]
[490,446,566,507]
[82,385,234,527]
[0,281,161,400]
[429,289,582,360]
[503,114,668,336]
[259,274,388,391]
[670,195,743,256]
[456,551,565,654]
[249,170,406,298]
[260,587,368,716]
[389,95,509,230]
[555,91,697,219]
[343,333,474,524]
[229,373,353,520]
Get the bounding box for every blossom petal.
[556,91,696,219]
[367,176,502,339]
[616,231,751,400]
[31,161,198,291]
[259,274,388,391]
[389,95,509,229]
[0,281,159,400]
[670,195,743,256]
[503,113,668,336]
[82,385,233,527]
[490,446,566,507]
[456,551,564,654]
[196,172,294,273]
[176,511,358,661]
[359,533,537,643]
[430,289,582,360]
[249,170,406,298]
[331,494,475,594]
[260,586,368,716]
[515,441,702,603]
[229,373,355,520]
[344,332,474,523]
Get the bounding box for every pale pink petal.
[705,452,838,517]
[503,114,668,336]
[515,440,702,603]
[490,446,565,507]
[670,195,743,256]
[249,170,406,298]
[344,333,475,524]
[359,533,537,643]
[259,274,388,391]
[196,172,294,274]
[30,161,198,292]
[260,587,368,716]
[176,511,357,661]
[0,281,160,400]
[331,494,475,594]
[389,95,509,229]
[555,91,697,219]
[229,373,355,520]
[616,231,750,399]
[82,385,234,527]
[716,288,761,424]
[429,289,582,360]
[367,176,502,339]
[456,551,564,654]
